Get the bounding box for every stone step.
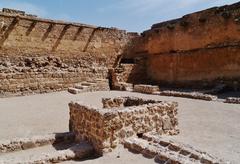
[95,78,108,82]
[133,84,160,94]
[74,84,90,90]
[81,82,94,86]
[74,84,84,90]
[124,136,226,164]
[86,80,97,84]
[0,141,94,164]
[68,79,110,94]
[123,137,197,164]
[68,87,83,94]
[0,132,75,153]
[142,133,225,164]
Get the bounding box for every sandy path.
[0,91,240,163]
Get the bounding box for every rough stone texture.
[0,132,74,153]
[123,134,226,164]
[159,91,217,101]
[225,97,240,104]
[102,97,160,109]
[142,133,224,163]
[0,9,133,97]
[69,97,179,154]
[110,57,149,90]
[133,84,160,94]
[121,2,240,89]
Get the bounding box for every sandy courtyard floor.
[0,91,240,163]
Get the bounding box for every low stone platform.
[112,82,133,92]
[0,132,74,153]
[159,91,217,101]
[0,142,94,164]
[133,84,160,94]
[113,83,219,101]
[69,96,179,154]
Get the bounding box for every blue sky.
[0,0,239,32]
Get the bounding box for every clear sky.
[0,0,239,32]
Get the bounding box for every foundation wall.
[69,97,178,154]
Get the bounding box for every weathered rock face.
[121,2,240,89]
[0,9,133,97]
[69,97,179,154]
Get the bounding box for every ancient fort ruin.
[0,2,240,97]
[0,2,240,164]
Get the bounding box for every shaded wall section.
[0,9,132,97]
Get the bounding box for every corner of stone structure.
[69,96,179,155]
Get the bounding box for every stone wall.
[69,97,179,154]
[0,9,132,96]
[110,56,149,90]
[122,2,240,89]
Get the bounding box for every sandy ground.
[63,145,155,164]
[0,91,240,163]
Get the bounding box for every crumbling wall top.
[147,2,240,32]
[0,8,127,32]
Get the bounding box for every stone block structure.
[113,2,240,90]
[2,2,240,97]
[133,84,160,94]
[69,97,179,154]
[0,8,134,97]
